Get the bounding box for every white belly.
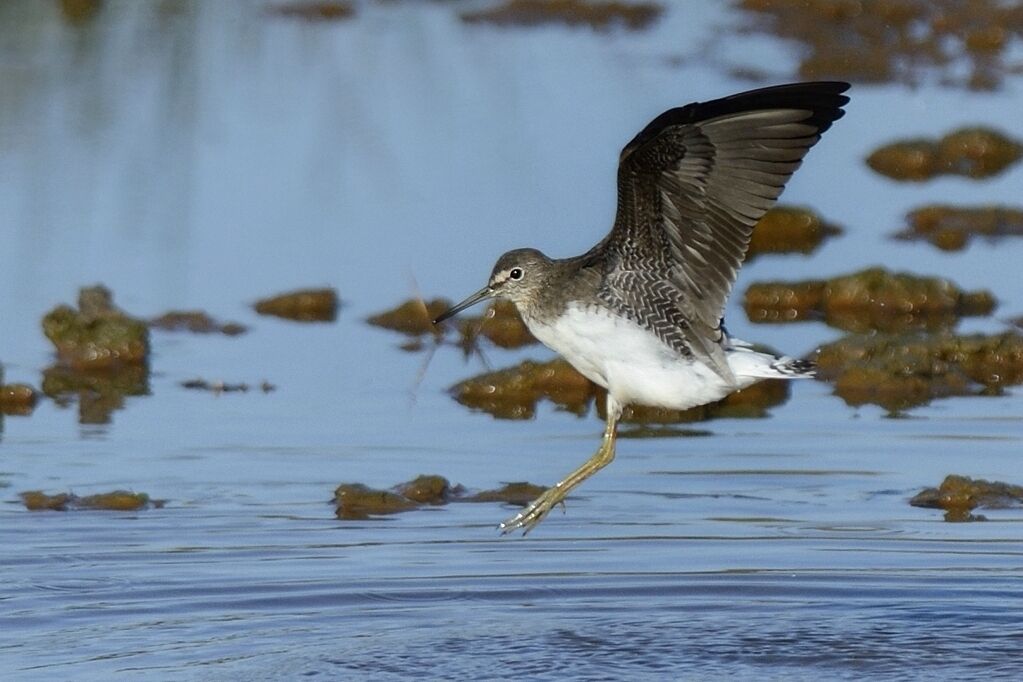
[528,305,773,411]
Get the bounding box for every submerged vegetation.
[911,475,1023,522]
[20,489,163,512]
[449,357,793,422]
[461,0,663,31]
[735,0,1023,90]
[333,475,548,519]
[866,128,1022,181]
[254,288,339,322]
[743,268,995,333]
[892,205,1023,251]
[816,331,1023,413]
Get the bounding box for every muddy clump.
[736,0,1023,90]
[816,331,1023,412]
[334,483,423,520]
[370,299,537,350]
[269,1,354,21]
[461,0,662,31]
[254,288,338,322]
[42,285,150,370]
[744,267,995,333]
[747,205,842,257]
[452,357,794,422]
[41,364,149,425]
[333,475,549,519]
[910,474,1023,522]
[459,300,537,350]
[867,128,1022,181]
[450,358,596,420]
[892,205,1023,251]
[180,378,276,394]
[462,482,548,506]
[20,489,163,512]
[149,310,247,336]
[394,474,452,505]
[61,0,101,24]
[367,298,450,336]
[0,367,38,416]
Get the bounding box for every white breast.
[527,304,777,411]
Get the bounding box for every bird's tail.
[769,356,816,378]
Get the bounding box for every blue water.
[2,1,1022,679]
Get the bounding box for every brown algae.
[744,267,995,332]
[367,298,451,336]
[462,482,548,506]
[893,205,1023,251]
[42,364,149,425]
[736,0,1023,90]
[461,0,663,31]
[269,1,354,21]
[333,476,550,519]
[452,358,793,422]
[42,285,150,370]
[394,475,452,505]
[334,483,422,519]
[150,310,247,335]
[747,205,842,257]
[910,474,1023,522]
[450,358,596,420]
[816,331,1023,412]
[459,300,538,349]
[20,489,162,512]
[866,128,1022,181]
[180,379,276,394]
[0,368,38,415]
[254,288,338,322]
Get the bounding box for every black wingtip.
[622,81,851,161]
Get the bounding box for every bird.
[434,81,850,534]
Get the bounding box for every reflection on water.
[1,1,1022,679]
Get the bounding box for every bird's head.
[433,248,551,323]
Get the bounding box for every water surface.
[2,2,1022,679]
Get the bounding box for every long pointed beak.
[433,286,493,325]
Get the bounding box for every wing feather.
[598,81,850,380]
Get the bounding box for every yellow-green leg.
[499,394,622,535]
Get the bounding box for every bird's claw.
[498,488,566,535]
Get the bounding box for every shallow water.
[2,1,1022,679]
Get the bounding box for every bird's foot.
[498,486,567,536]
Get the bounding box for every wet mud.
[450,357,792,422]
[20,489,163,512]
[816,331,1023,412]
[42,364,149,425]
[892,205,1023,251]
[748,205,842,257]
[0,368,38,416]
[911,474,1023,522]
[866,128,1022,181]
[254,288,338,322]
[150,311,247,336]
[461,0,662,31]
[42,285,150,370]
[269,1,354,21]
[458,300,538,350]
[736,0,1023,90]
[744,267,995,333]
[333,475,546,519]
[180,379,276,394]
[366,298,450,336]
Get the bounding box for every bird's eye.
[509,268,524,281]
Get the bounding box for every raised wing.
[602,81,849,379]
